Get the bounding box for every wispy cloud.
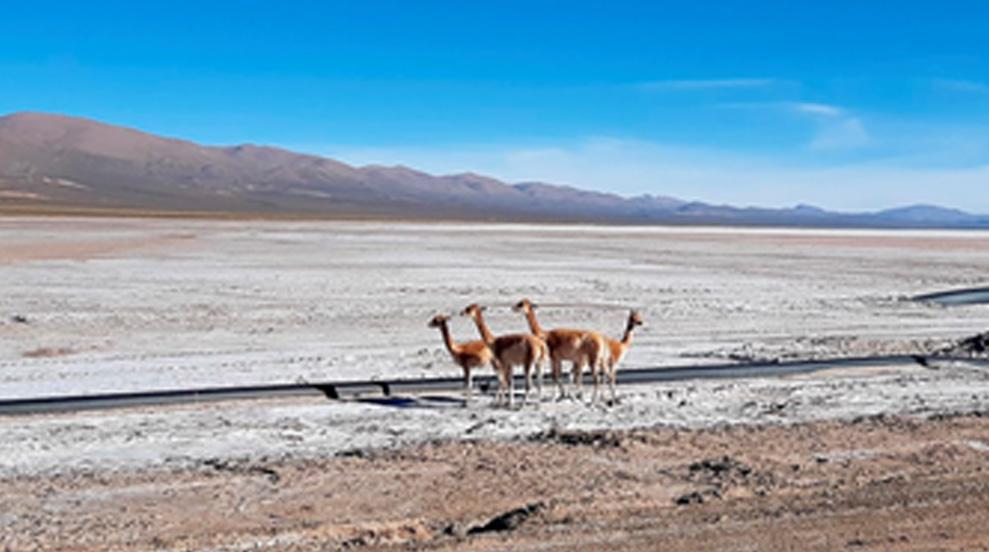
[788,103,869,150]
[790,103,871,151]
[720,101,843,117]
[718,101,867,150]
[931,78,989,95]
[793,102,843,117]
[637,78,782,91]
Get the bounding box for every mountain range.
[1,112,986,228]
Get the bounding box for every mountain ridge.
[1,112,986,228]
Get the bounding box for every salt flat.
[2,217,989,551]
[2,218,987,399]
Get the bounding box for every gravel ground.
[4,410,989,551]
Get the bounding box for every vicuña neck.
[621,321,636,347]
[523,306,546,338]
[436,321,459,355]
[471,312,496,345]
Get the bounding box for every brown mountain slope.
[2,112,985,226]
[0,112,668,220]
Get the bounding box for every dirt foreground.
[3,412,989,551]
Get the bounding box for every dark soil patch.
[467,501,545,535]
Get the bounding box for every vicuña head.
[427,313,451,328]
[461,303,487,318]
[512,298,538,312]
[628,310,644,328]
[429,314,450,328]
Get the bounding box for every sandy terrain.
[2,217,989,550]
[4,411,989,551]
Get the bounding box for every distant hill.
[874,204,983,225]
[1,112,986,228]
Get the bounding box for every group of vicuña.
[428,298,643,407]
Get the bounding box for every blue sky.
[2,1,988,211]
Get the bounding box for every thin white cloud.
[637,78,782,91]
[931,78,989,94]
[718,101,867,150]
[718,101,844,117]
[793,102,843,117]
[795,104,869,150]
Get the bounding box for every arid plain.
[2,217,989,550]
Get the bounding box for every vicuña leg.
[591,361,604,404]
[491,360,506,406]
[535,357,544,401]
[522,362,532,405]
[608,366,618,403]
[552,357,566,399]
[572,361,584,400]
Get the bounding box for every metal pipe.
[2,354,986,416]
